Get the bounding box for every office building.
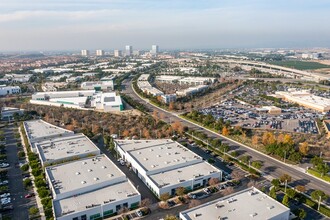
[114,139,222,197]
[180,187,290,220]
[137,74,164,96]
[91,92,124,112]
[81,50,89,56]
[176,85,209,97]
[96,50,104,56]
[161,94,177,104]
[114,50,122,57]
[275,89,330,113]
[1,107,24,121]
[0,85,21,96]
[151,45,159,55]
[133,50,140,56]
[125,45,133,57]
[81,81,114,91]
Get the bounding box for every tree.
[176,187,186,197]
[283,134,293,145]
[282,194,289,206]
[208,177,220,186]
[251,135,259,146]
[251,161,262,169]
[271,179,280,188]
[311,156,323,167]
[122,130,130,137]
[20,164,29,172]
[269,187,277,199]
[299,142,309,156]
[280,174,292,183]
[311,190,328,202]
[295,208,306,219]
[160,192,171,201]
[188,199,201,208]
[296,185,306,193]
[29,207,39,215]
[169,102,176,111]
[222,127,229,136]
[286,188,296,199]
[164,215,178,220]
[140,198,151,208]
[262,132,275,145]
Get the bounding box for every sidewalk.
[19,126,46,220]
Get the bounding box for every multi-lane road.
[121,78,330,203]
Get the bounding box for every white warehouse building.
[0,85,21,96]
[180,187,290,220]
[91,92,124,112]
[114,139,222,197]
[81,81,114,91]
[46,155,141,220]
[35,133,100,166]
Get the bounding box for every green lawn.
[307,169,330,183]
[269,61,330,70]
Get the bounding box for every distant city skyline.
[0,0,330,51]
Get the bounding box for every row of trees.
[311,156,330,177]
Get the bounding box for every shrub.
[32,168,42,177]
[18,151,25,158]
[319,205,330,217]
[20,164,29,172]
[29,207,39,215]
[23,178,32,188]
[38,189,49,198]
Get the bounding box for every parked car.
[136,210,143,217]
[0,193,10,198]
[167,200,176,207]
[25,193,35,198]
[203,188,211,194]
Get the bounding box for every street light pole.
[284,179,287,193]
[318,195,322,211]
[284,151,286,163]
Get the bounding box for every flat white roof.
[149,161,220,188]
[33,90,95,96]
[24,120,72,140]
[46,154,126,195]
[116,139,202,172]
[49,97,88,104]
[180,187,290,220]
[94,92,122,106]
[36,134,100,164]
[54,181,140,218]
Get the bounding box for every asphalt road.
[121,78,330,204]
[2,124,30,219]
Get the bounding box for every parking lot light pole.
[284,151,286,163]
[284,180,288,193]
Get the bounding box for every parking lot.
[200,99,321,134]
[0,124,34,219]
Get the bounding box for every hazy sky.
[0,0,329,51]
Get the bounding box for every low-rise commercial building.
[176,85,209,96]
[35,133,100,166]
[114,139,222,197]
[1,107,24,121]
[23,120,74,152]
[178,77,216,86]
[161,94,177,104]
[275,89,330,113]
[91,92,124,112]
[180,187,290,220]
[137,74,164,96]
[23,120,141,220]
[0,85,21,96]
[81,80,114,91]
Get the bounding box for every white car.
[0,163,9,168]
[0,193,10,198]
[136,210,143,217]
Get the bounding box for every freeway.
[121,78,330,203]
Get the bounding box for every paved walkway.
[19,125,46,220]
